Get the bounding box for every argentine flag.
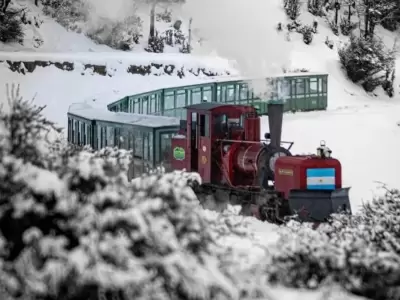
[306,168,335,190]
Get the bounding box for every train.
[170,102,351,223]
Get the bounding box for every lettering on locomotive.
[278,168,293,176]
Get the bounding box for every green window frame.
[176,90,186,108]
[164,91,175,110]
[203,86,212,102]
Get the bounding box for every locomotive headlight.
[317,147,323,157]
[324,147,332,158]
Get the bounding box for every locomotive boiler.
[170,102,351,223]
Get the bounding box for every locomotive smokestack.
[267,102,283,148]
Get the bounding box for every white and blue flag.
[306,168,335,190]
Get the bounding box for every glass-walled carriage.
[67,104,180,176]
[107,73,328,119]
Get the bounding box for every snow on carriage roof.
[68,103,180,128]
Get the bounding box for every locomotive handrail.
[215,139,294,151]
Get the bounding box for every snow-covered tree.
[284,0,301,20]
[338,34,396,94]
[0,84,240,300]
[264,187,400,300]
[0,0,24,43]
[141,0,185,52]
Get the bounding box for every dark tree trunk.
[1,0,12,13]
[364,0,370,38]
[348,4,351,23]
[149,2,156,38]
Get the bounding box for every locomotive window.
[214,114,228,135]
[191,112,197,131]
[199,114,209,137]
[239,114,245,127]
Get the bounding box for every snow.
[1,0,400,298]
[0,63,224,131]
[0,51,236,75]
[69,102,180,128]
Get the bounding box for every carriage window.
[68,118,72,142]
[176,90,186,108]
[227,85,235,102]
[160,133,172,162]
[240,84,248,100]
[142,96,148,114]
[296,78,305,98]
[203,86,212,102]
[133,99,140,113]
[164,91,175,109]
[191,88,201,104]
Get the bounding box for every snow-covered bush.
[284,0,301,20]
[381,18,397,32]
[86,16,143,51]
[307,0,325,16]
[325,36,334,49]
[162,28,186,47]
[338,35,396,93]
[146,32,165,53]
[41,0,87,31]
[156,8,172,23]
[0,9,24,43]
[339,17,356,36]
[0,84,238,300]
[299,25,314,45]
[286,19,302,31]
[265,188,400,300]
[328,18,339,36]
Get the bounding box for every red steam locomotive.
[170,102,351,223]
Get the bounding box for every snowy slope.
[0,0,113,52]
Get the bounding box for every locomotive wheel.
[196,189,229,213]
[259,196,288,224]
